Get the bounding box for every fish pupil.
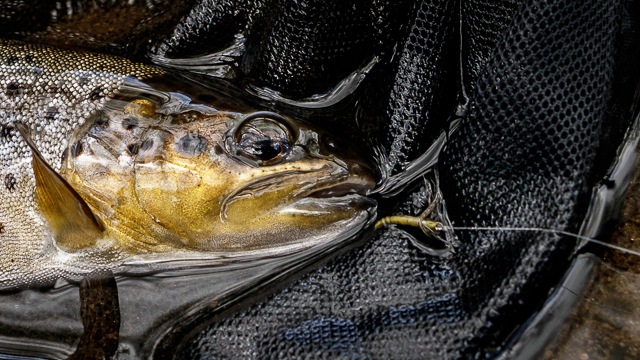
[253,138,286,160]
[238,132,290,162]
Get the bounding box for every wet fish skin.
[0,41,376,288]
[62,101,374,254]
[0,40,163,287]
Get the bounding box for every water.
[0,55,378,358]
[367,110,640,358]
[1,156,639,358]
[0,210,374,359]
[0,21,640,359]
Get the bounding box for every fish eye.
[227,112,296,166]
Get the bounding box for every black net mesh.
[159,0,639,358]
[460,0,524,94]
[242,0,378,99]
[356,0,458,173]
[0,0,639,358]
[152,0,256,58]
[167,219,465,358]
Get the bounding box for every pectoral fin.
[16,123,104,251]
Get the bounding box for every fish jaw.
[121,151,375,253]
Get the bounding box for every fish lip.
[307,178,374,198]
[286,189,377,217]
[305,162,377,199]
[306,164,377,199]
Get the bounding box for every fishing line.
[447,225,640,257]
[375,216,640,257]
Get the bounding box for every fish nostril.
[323,135,343,153]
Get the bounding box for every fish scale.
[0,40,163,287]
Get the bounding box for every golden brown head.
[59,95,376,255]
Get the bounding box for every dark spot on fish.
[47,84,60,94]
[213,144,223,155]
[94,111,109,127]
[122,117,138,130]
[5,56,18,66]
[23,55,33,63]
[45,107,58,120]
[4,173,16,192]
[71,142,84,157]
[90,87,103,100]
[141,139,154,151]
[78,75,90,86]
[127,143,140,156]
[5,82,22,96]
[1,124,14,140]
[177,134,208,156]
[0,222,4,233]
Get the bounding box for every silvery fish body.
[0,41,375,289]
[0,41,161,287]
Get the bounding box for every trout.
[0,41,376,288]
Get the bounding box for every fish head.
[61,95,377,254]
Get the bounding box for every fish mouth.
[285,164,377,215]
[306,161,376,198]
[307,176,375,199]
